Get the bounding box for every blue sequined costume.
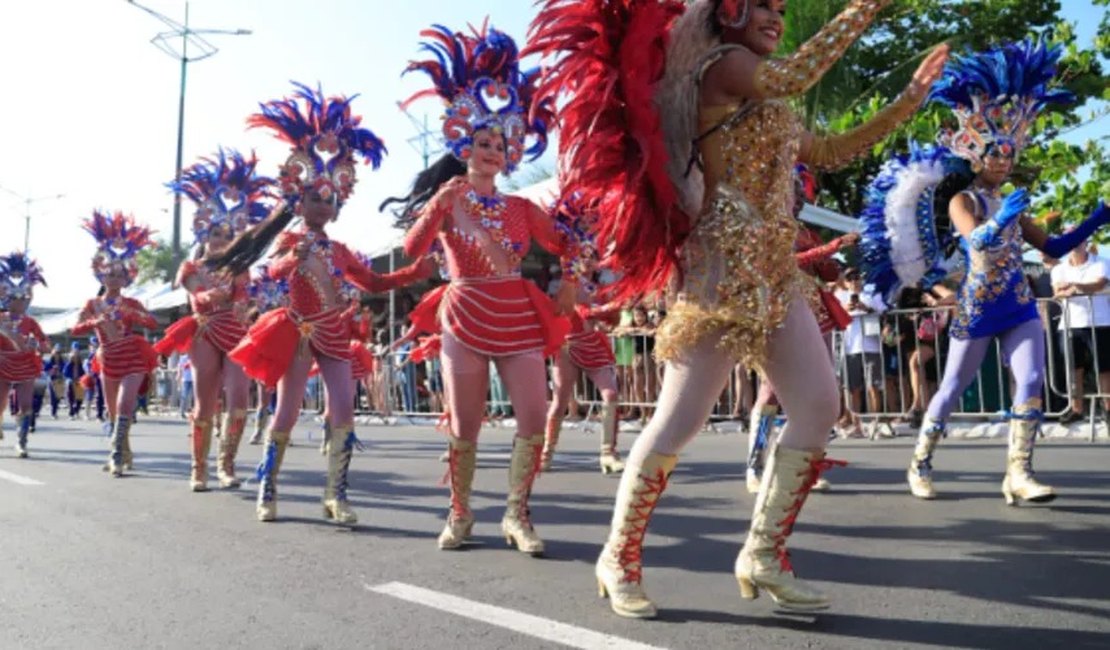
[950,189,1037,340]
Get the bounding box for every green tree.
[785,0,1110,233]
[135,238,178,285]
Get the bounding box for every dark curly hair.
[380,153,467,229]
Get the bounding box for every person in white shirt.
[836,269,887,437]
[1051,240,1110,421]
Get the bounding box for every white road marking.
[0,468,44,486]
[367,581,667,650]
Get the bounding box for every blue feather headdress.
[248,82,386,205]
[82,211,156,286]
[0,251,46,306]
[401,21,553,173]
[859,143,959,302]
[170,148,275,245]
[248,264,289,312]
[929,36,1074,170]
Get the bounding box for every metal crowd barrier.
[48,297,1110,443]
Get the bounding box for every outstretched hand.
[905,43,950,102]
[996,188,1030,229]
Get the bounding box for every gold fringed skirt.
[657,185,803,371]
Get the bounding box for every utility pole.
[126,0,251,262]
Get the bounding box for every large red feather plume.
[525,0,688,303]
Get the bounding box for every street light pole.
[0,186,65,251]
[126,0,251,261]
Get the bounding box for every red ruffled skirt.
[350,342,374,380]
[567,330,616,370]
[409,277,569,357]
[154,311,248,356]
[0,350,43,382]
[230,307,348,388]
[99,335,158,379]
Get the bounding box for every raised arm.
[705,0,892,103]
[403,178,465,259]
[339,243,433,295]
[800,45,948,170]
[1022,201,1110,259]
[71,300,100,336]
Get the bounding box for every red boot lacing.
[515,442,544,528]
[443,444,470,521]
[772,457,846,572]
[615,468,671,584]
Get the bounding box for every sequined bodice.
[952,190,1036,338]
[675,100,803,306]
[181,260,245,316]
[440,196,533,279]
[699,100,803,224]
[276,232,346,316]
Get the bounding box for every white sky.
[0,0,1104,309]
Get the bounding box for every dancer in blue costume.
[861,38,1108,505]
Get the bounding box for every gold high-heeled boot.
[598,401,624,475]
[596,451,676,619]
[907,418,945,499]
[747,405,777,494]
[540,416,561,472]
[1002,409,1056,506]
[501,433,545,556]
[217,409,247,489]
[15,411,31,458]
[736,445,842,611]
[107,415,132,478]
[438,437,477,549]
[323,423,359,524]
[190,418,213,492]
[255,429,290,522]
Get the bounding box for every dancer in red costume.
[209,83,433,524]
[154,149,274,492]
[540,199,625,475]
[245,263,287,446]
[746,166,857,493]
[0,253,49,458]
[383,23,580,555]
[72,211,159,477]
[317,272,377,456]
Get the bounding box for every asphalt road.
[1,414,1107,650]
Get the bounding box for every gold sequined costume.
[658,0,921,369]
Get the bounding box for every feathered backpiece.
[171,148,275,245]
[525,0,687,302]
[929,36,1074,170]
[248,264,289,312]
[247,82,386,206]
[0,251,47,305]
[402,21,553,174]
[859,143,957,302]
[82,210,155,286]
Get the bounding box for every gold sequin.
[659,101,804,370]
